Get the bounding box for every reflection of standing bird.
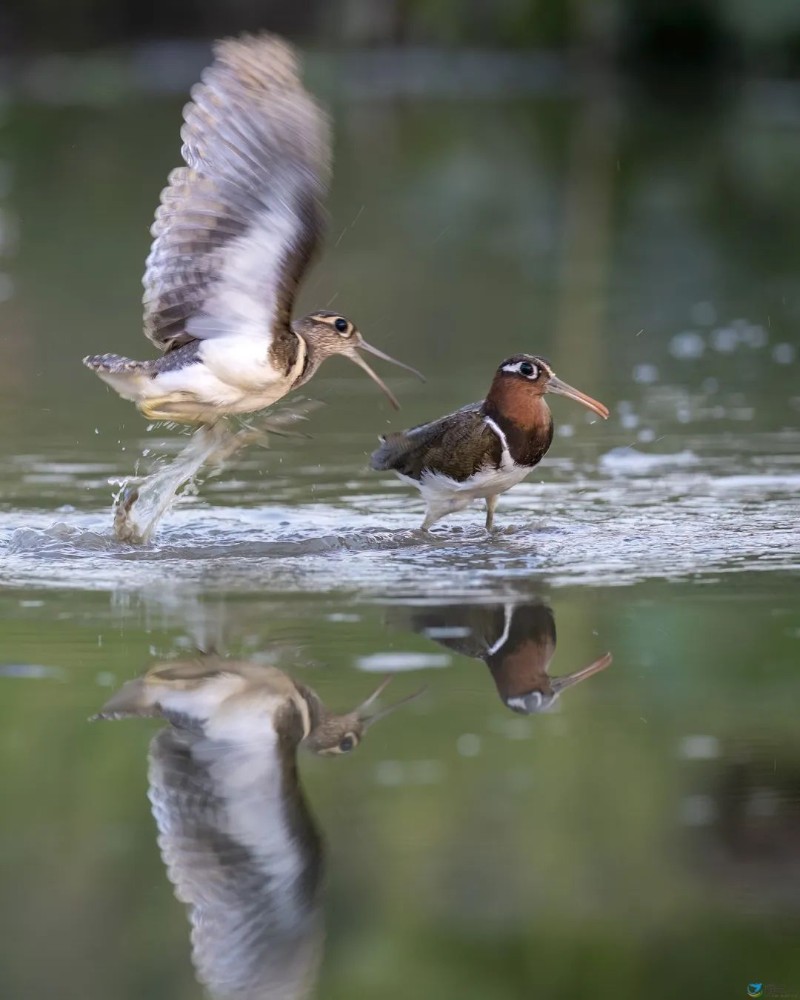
[83,35,422,424]
[371,354,608,530]
[94,658,420,1000]
[391,600,611,713]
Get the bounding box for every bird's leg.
[138,395,207,424]
[485,495,498,532]
[420,503,454,532]
[215,400,322,458]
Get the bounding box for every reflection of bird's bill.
[550,652,613,694]
[546,375,609,420]
[346,341,425,411]
[357,675,426,728]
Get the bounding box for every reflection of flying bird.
[371,354,608,530]
[84,34,422,425]
[94,658,420,1000]
[391,600,611,712]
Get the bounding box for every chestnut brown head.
[493,354,609,420]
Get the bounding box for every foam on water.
[598,448,701,474]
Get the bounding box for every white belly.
[146,335,304,414]
[150,364,292,412]
[412,464,531,504]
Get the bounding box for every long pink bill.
[550,652,613,694]
[546,375,609,420]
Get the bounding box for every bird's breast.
[196,333,303,408]
[484,408,553,469]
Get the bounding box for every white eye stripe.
[502,361,538,379]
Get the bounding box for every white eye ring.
[502,361,538,379]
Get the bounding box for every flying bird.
[371,353,609,530]
[83,34,422,424]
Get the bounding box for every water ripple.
[1,455,798,595]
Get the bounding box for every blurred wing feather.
[143,34,330,360]
[149,728,323,1000]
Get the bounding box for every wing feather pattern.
[370,403,501,481]
[149,726,323,1000]
[143,34,330,371]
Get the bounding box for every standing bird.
[93,657,421,1000]
[389,599,612,713]
[83,34,422,424]
[371,353,609,530]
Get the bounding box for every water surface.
[0,82,799,1000]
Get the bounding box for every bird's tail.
[91,659,236,723]
[91,677,160,721]
[83,353,147,373]
[83,353,153,401]
[369,432,412,471]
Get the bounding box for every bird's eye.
[338,734,356,752]
[334,317,349,335]
[519,361,536,378]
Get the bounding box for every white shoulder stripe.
[484,416,511,464]
[487,603,514,656]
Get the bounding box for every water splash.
[112,402,321,544]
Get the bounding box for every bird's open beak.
[546,375,609,419]
[357,676,426,729]
[550,652,613,694]
[346,341,425,410]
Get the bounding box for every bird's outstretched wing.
[142,34,330,372]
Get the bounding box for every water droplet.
[669,330,705,359]
[637,428,656,443]
[633,363,659,384]
[742,324,767,349]
[772,342,796,365]
[620,412,639,430]
[710,326,739,353]
[558,424,574,437]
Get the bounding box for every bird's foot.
[112,481,145,542]
[138,396,207,424]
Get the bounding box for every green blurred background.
[1,0,800,79]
